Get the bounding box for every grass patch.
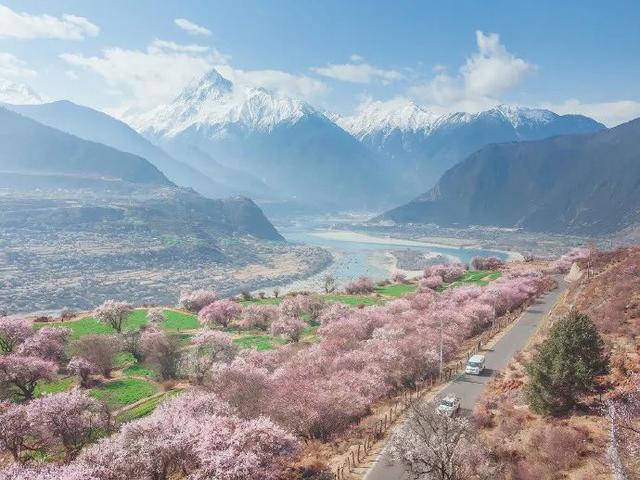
[90,378,157,408]
[34,376,76,397]
[375,283,417,297]
[444,271,502,289]
[116,389,183,424]
[322,295,385,306]
[233,334,287,351]
[123,363,157,380]
[37,308,202,339]
[162,310,199,331]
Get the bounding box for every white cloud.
[175,18,211,36]
[312,57,403,84]
[149,39,210,54]
[409,30,535,112]
[0,52,36,78]
[60,38,327,113]
[60,40,227,111]
[0,4,99,40]
[541,98,640,127]
[215,65,328,101]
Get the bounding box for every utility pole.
[439,315,444,375]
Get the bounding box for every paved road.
[364,277,567,480]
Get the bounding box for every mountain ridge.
[378,117,640,235]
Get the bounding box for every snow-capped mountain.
[0,79,42,105]
[131,69,321,138]
[337,101,605,195]
[131,69,398,209]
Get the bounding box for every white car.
[465,354,485,375]
[437,394,461,417]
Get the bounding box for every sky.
[0,0,639,125]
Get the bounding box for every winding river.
[277,225,512,293]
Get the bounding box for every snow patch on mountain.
[0,79,43,105]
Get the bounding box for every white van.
[465,354,485,375]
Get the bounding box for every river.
[276,224,512,293]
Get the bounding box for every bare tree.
[389,400,492,480]
[323,275,336,294]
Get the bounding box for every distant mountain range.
[338,101,605,194]
[129,69,397,209]
[379,118,640,235]
[0,107,282,241]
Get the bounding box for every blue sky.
[0,0,639,125]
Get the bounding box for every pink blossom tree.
[67,357,97,388]
[0,463,100,480]
[344,276,375,294]
[0,317,32,353]
[182,330,238,384]
[425,263,467,283]
[389,400,485,480]
[392,271,407,283]
[207,359,269,418]
[17,327,70,362]
[0,401,40,462]
[140,328,181,380]
[420,275,443,291]
[178,289,218,312]
[28,389,111,461]
[471,256,504,271]
[72,334,121,378]
[270,316,307,343]
[0,354,57,401]
[198,300,241,328]
[240,304,278,331]
[92,300,133,333]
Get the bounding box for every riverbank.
[311,229,524,261]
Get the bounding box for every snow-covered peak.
[0,79,43,105]
[338,100,440,138]
[489,104,557,127]
[130,68,320,137]
[339,101,562,139]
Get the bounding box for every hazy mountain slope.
[339,102,605,195]
[0,107,171,186]
[132,69,398,209]
[4,100,259,198]
[378,118,640,235]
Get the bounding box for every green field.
[375,283,417,297]
[34,376,76,397]
[162,310,199,330]
[116,389,183,424]
[123,363,157,379]
[233,334,287,351]
[90,378,158,408]
[37,309,199,339]
[444,270,502,289]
